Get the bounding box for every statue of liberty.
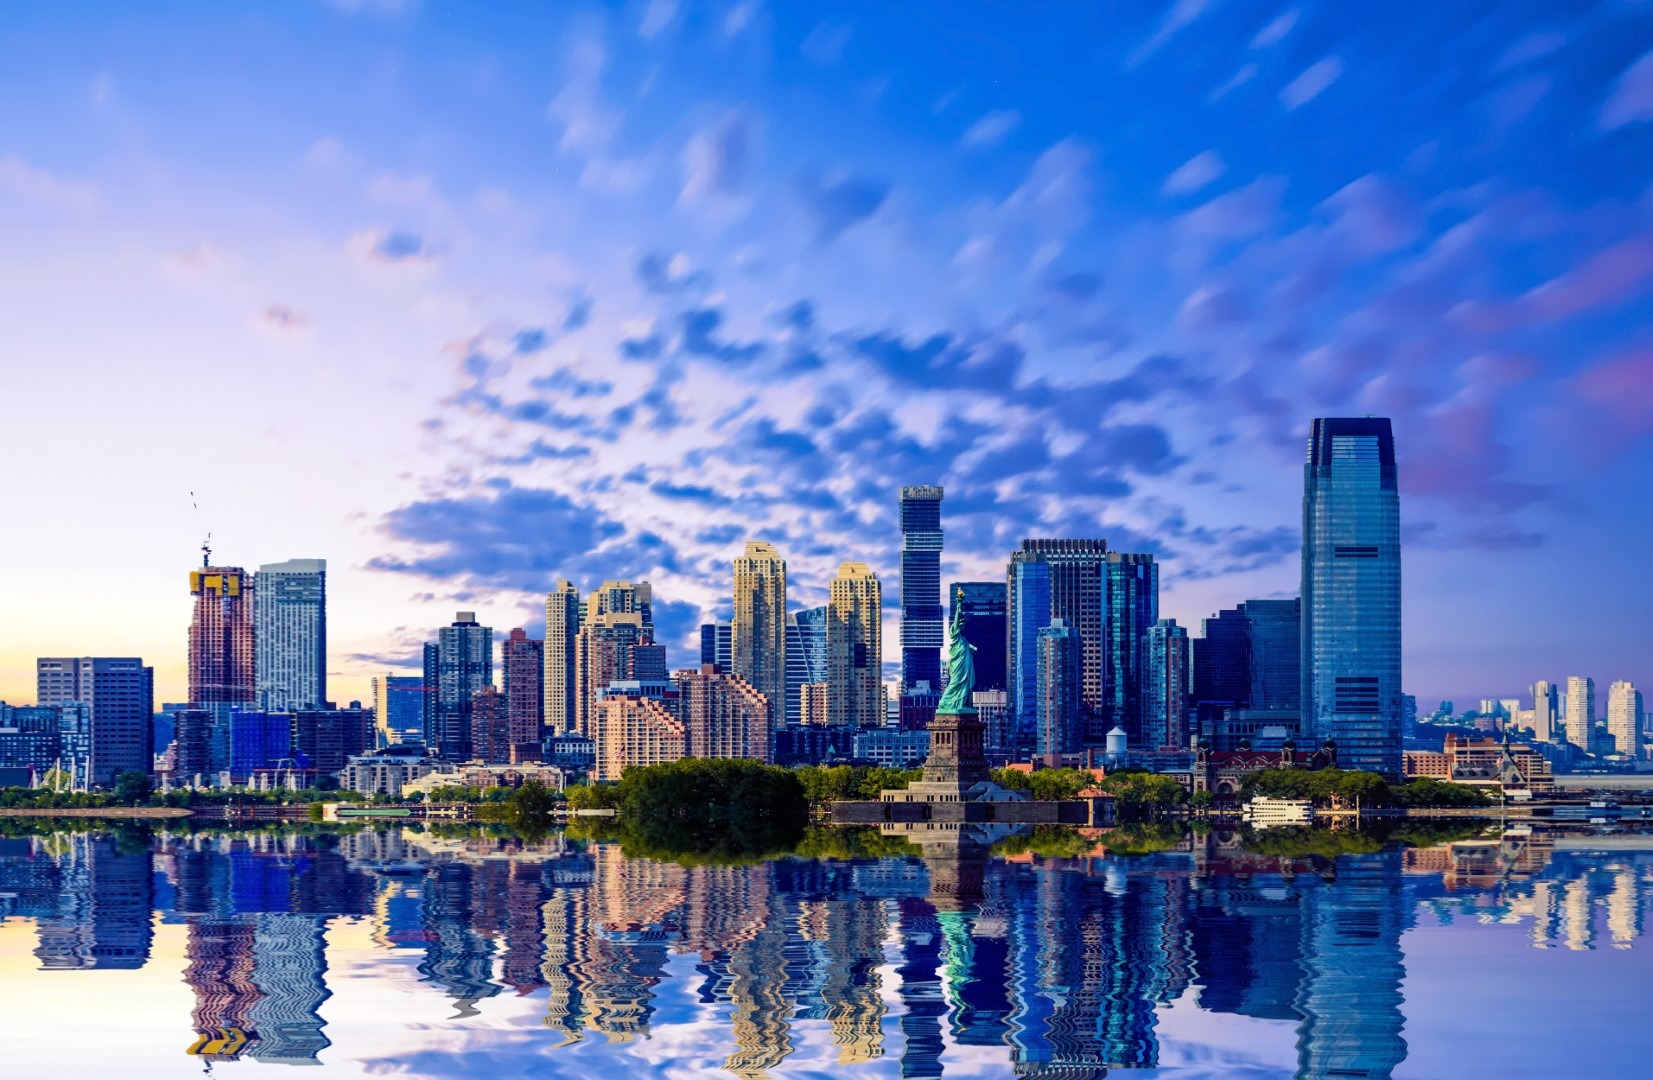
[936,597,976,714]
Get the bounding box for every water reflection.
[0,821,1648,1077]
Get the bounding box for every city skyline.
[3,2,1652,713]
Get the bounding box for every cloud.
[1494,30,1567,72]
[546,35,620,153]
[1571,348,1653,438]
[680,108,754,204]
[0,154,98,212]
[1250,9,1299,49]
[1280,57,1343,110]
[1162,150,1226,195]
[961,109,1021,149]
[1600,47,1653,130]
[1177,176,1286,242]
[638,0,678,40]
[1315,174,1421,255]
[801,22,851,65]
[261,304,309,332]
[1129,0,1209,67]
[366,229,434,263]
[1211,63,1258,101]
[797,172,889,243]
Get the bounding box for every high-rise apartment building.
[372,675,425,746]
[188,566,256,771]
[470,686,510,765]
[253,558,327,712]
[732,541,787,724]
[676,665,772,763]
[1530,680,1559,744]
[784,607,828,728]
[37,658,154,786]
[1301,417,1402,778]
[544,581,581,737]
[1143,619,1190,751]
[700,618,733,671]
[1607,681,1641,759]
[899,485,945,694]
[1565,676,1596,753]
[429,612,492,760]
[574,581,652,736]
[827,562,882,728]
[591,695,685,782]
[1035,619,1081,761]
[1103,551,1159,742]
[291,705,375,778]
[948,582,1008,693]
[501,628,545,756]
[798,682,829,727]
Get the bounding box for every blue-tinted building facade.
[784,607,827,728]
[899,486,945,694]
[948,582,1008,694]
[1036,619,1081,760]
[1103,552,1158,745]
[228,710,293,778]
[1301,417,1402,777]
[1009,559,1052,756]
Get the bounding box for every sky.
[1,0,1651,713]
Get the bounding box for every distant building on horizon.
[899,485,945,696]
[732,541,787,728]
[254,558,327,713]
[1301,417,1402,778]
[1566,676,1596,754]
[1606,681,1642,758]
[828,562,883,729]
[1530,680,1559,744]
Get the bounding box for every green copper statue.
[936,598,977,714]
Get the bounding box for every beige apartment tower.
[545,580,581,736]
[827,562,882,729]
[1566,676,1595,752]
[1607,681,1643,759]
[591,695,685,782]
[574,580,653,736]
[732,541,787,724]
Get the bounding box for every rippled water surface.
[1,820,1648,1078]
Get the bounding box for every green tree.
[112,771,152,806]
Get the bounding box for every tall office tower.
[172,707,214,780]
[784,607,828,727]
[1565,676,1596,752]
[947,583,1008,694]
[422,643,439,744]
[37,657,154,786]
[188,566,256,771]
[1007,540,1109,753]
[1531,680,1559,744]
[676,665,773,763]
[373,675,425,745]
[1242,599,1300,710]
[899,485,945,694]
[253,559,327,712]
[1008,557,1052,756]
[1103,551,1159,742]
[574,580,654,736]
[1193,607,1251,709]
[1607,681,1642,759]
[545,581,581,737]
[470,686,510,765]
[430,612,493,761]
[1143,619,1190,750]
[1035,619,1081,761]
[699,619,733,671]
[502,628,545,755]
[732,541,788,724]
[1301,417,1403,778]
[591,695,685,781]
[827,562,883,728]
[1192,598,1301,747]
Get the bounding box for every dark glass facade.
[947,581,1008,693]
[899,485,945,694]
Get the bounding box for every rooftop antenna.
[190,490,212,567]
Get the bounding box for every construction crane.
[190,489,212,566]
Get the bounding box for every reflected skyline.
[1,823,1651,1077]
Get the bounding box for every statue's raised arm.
[936,600,977,714]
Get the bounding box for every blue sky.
[1,0,1651,710]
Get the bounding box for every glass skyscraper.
[1008,559,1051,756]
[1301,417,1402,777]
[899,486,945,694]
[1103,552,1158,744]
[254,558,327,713]
[784,607,828,728]
[947,582,1008,694]
[428,612,493,761]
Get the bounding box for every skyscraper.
[36,658,154,786]
[1007,557,1052,757]
[700,618,733,672]
[1143,619,1190,750]
[430,612,492,760]
[253,558,327,712]
[1607,681,1641,759]
[827,562,882,729]
[1301,417,1402,778]
[188,566,256,771]
[373,675,425,746]
[1035,619,1081,761]
[899,485,945,694]
[470,686,510,765]
[784,607,828,728]
[1565,676,1596,753]
[1192,599,1301,749]
[1103,551,1159,742]
[1531,680,1559,744]
[1007,540,1110,750]
[732,541,787,724]
[947,582,1008,693]
[575,581,652,736]
[502,628,545,756]
[544,581,581,737]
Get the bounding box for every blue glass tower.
[1301,417,1402,777]
[900,486,945,695]
[1008,559,1051,756]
